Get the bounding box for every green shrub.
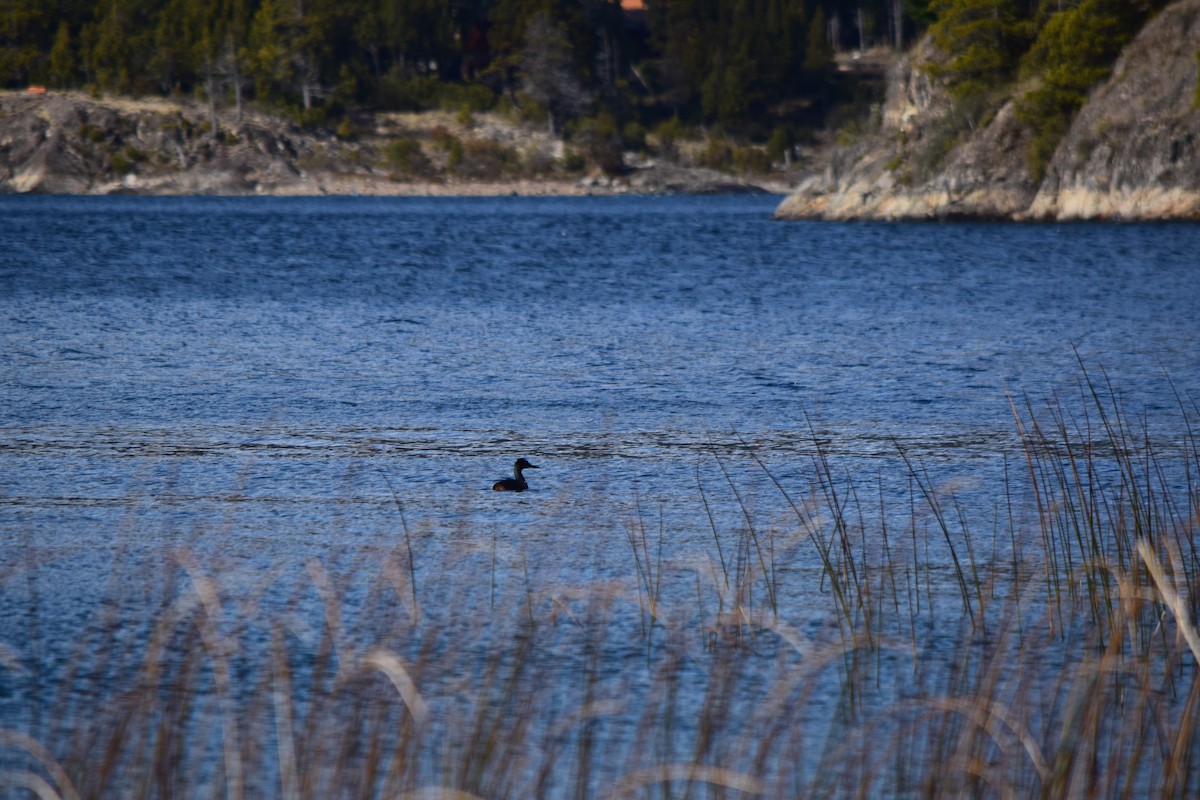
[732,146,770,174]
[912,114,962,181]
[295,106,329,128]
[766,126,793,164]
[1018,90,1072,181]
[525,149,556,175]
[109,152,133,175]
[1194,51,1200,109]
[377,71,440,111]
[333,64,359,107]
[1016,0,1147,181]
[453,138,520,179]
[574,113,617,141]
[701,137,733,170]
[335,118,355,140]
[654,117,687,160]
[621,121,647,152]
[925,0,1031,101]
[571,114,625,174]
[447,138,465,169]
[430,126,465,169]
[561,148,586,172]
[385,136,430,175]
[430,126,454,149]
[160,114,193,137]
[437,82,496,113]
[492,94,517,117]
[514,95,549,127]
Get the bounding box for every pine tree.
[1195,51,1200,110]
[400,0,455,77]
[520,11,590,133]
[652,0,814,125]
[248,0,288,100]
[804,7,834,77]
[149,0,194,94]
[0,0,50,86]
[50,21,77,88]
[925,0,1031,100]
[1017,0,1149,178]
[219,0,253,123]
[92,0,133,92]
[290,0,333,112]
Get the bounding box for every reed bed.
[2,371,1198,799]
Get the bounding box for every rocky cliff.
[0,93,339,195]
[0,92,782,196]
[775,0,1200,221]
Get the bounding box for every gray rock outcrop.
[1026,0,1200,220]
[0,93,320,194]
[0,92,786,197]
[776,39,1038,221]
[776,0,1200,221]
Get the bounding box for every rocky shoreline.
[9,1,1196,219]
[775,0,1200,222]
[0,91,792,198]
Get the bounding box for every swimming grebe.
[492,458,539,492]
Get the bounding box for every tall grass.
[2,374,1198,798]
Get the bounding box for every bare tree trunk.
[297,52,316,111]
[221,36,244,126]
[367,43,381,84]
[892,0,904,50]
[205,59,220,139]
[233,71,243,126]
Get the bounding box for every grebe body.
[493,458,539,492]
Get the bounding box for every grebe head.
[493,457,539,492]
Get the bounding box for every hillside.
[775,0,1200,221]
[0,91,788,196]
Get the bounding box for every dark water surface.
[2,195,1199,788]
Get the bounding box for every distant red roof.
[620,0,644,9]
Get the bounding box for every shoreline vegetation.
[0,88,799,198]
[3,0,1200,217]
[0,0,860,199]
[774,0,1200,222]
[2,369,1199,797]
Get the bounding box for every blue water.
[3,193,1199,612]
[2,195,1199,790]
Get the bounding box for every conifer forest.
[0,0,1172,147]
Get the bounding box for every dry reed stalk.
[0,729,79,800]
[379,469,420,615]
[271,626,300,800]
[1137,539,1200,663]
[608,763,762,797]
[174,549,245,800]
[5,369,1198,799]
[396,788,488,800]
[362,649,429,724]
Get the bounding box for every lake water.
[2,195,1199,794]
